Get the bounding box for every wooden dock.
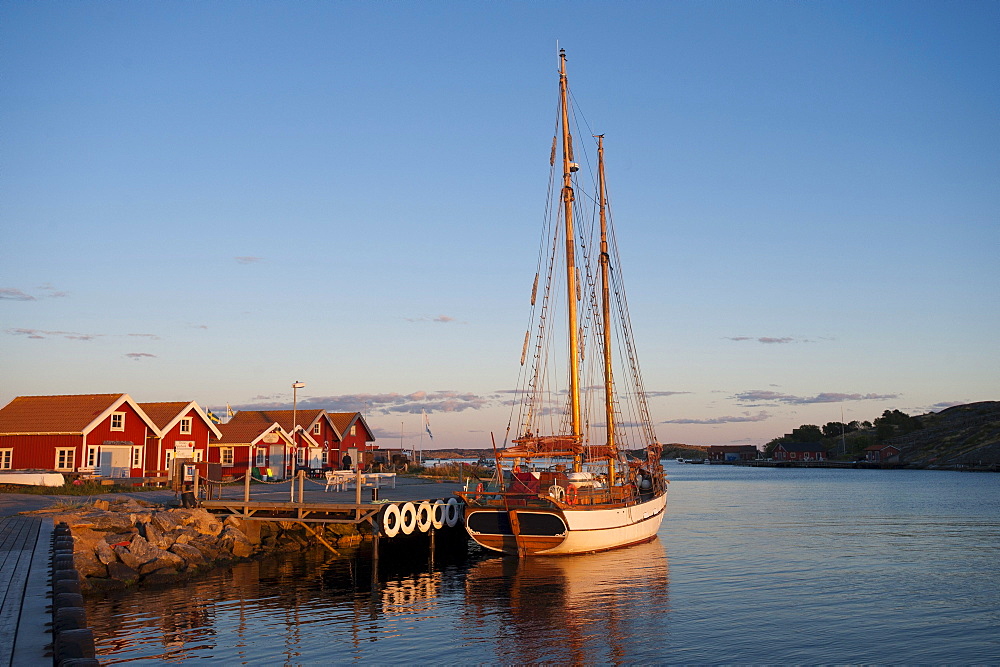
[0,515,53,667]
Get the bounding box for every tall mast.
[558,49,583,470]
[596,134,617,485]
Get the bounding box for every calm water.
[84,464,1000,663]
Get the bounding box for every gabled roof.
[244,409,329,435]
[327,412,376,442]
[215,411,293,446]
[775,441,826,452]
[139,401,223,440]
[865,443,900,452]
[223,409,324,447]
[0,393,160,436]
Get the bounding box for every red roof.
[138,401,222,439]
[0,393,139,435]
[139,402,191,430]
[327,412,374,441]
[216,410,290,446]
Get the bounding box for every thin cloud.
[405,315,461,324]
[0,288,36,301]
[733,390,899,406]
[726,336,797,344]
[128,333,161,340]
[125,352,157,361]
[645,391,691,398]
[241,390,493,414]
[663,411,771,425]
[5,328,99,341]
[235,256,263,264]
[38,283,68,298]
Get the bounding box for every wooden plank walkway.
[0,515,52,667]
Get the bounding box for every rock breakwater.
[47,497,337,592]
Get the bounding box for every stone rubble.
[48,497,321,592]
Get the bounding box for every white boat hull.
[462,492,666,556]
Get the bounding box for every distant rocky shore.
[43,497,358,592]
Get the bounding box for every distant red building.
[865,443,901,464]
[707,445,760,461]
[773,442,827,462]
[0,393,160,477]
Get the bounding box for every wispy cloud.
[0,288,36,301]
[733,390,899,406]
[241,390,494,414]
[5,328,99,341]
[664,411,771,425]
[128,333,161,340]
[1,285,69,300]
[235,256,263,264]
[125,352,157,361]
[645,390,692,398]
[405,315,461,324]
[38,283,68,298]
[726,336,798,344]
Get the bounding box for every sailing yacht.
[457,50,667,556]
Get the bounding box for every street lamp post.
[292,381,305,473]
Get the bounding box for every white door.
[98,446,131,478]
[268,445,285,479]
[308,448,323,469]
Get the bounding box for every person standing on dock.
[341,453,352,470]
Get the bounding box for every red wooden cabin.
[139,401,222,481]
[0,393,160,477]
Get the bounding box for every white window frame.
[86,446,99,468]
[350,425,357,437]
[179,417,193,435]
[110,412,126,431]
[131,447,143,468]
[55,448,76,471]
[312,422,321,435]
[220,447,235,466]
[256,448,266,467]
[0,449,12,470]
[296,448,306,466]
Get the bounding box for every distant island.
[762,401,1000,468]
[421,402,1000,469]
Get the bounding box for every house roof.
[246,409,328,435]
[865,443,900,452]
[139,401,223,440]
[775,442,826,452]
[327,412,375,442]
[215,411,293,446]
[0,393,160,436]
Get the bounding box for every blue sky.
[2,1,997,448]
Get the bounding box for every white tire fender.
[399,502,417,535]
[382,503,400,538]
[431,499,446,530]
[416,501,433,533]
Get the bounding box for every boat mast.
[558,49,583,471]
[596,134,617,486]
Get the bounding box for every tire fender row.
[379,498,463,538]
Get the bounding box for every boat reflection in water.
[463,538,669,664]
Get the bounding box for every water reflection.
[464,539,670,664]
